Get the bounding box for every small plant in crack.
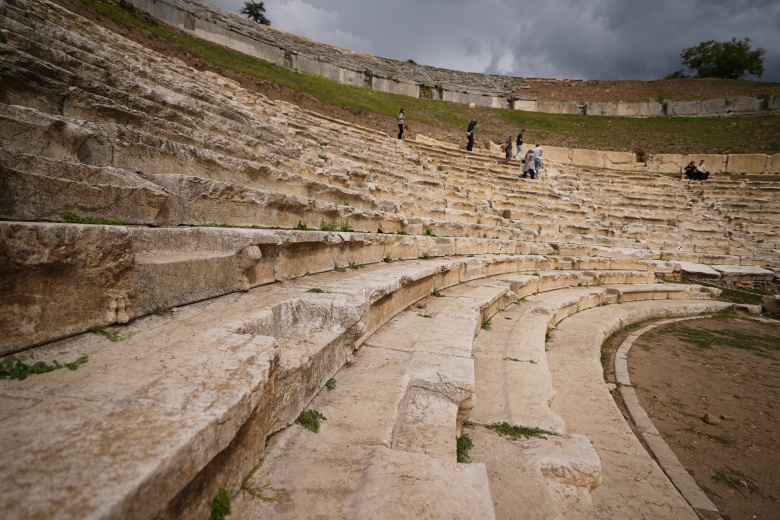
[89,325,121,342]
[425,227,436,237]
[421,251,433,259]
[383,253,394,263]
[209,488,231,520]
[488,422,555,439]
[0,354,88,380]
[152,302,172,315]
[348,261,366,269]
[417,311,433,318]
[325,378,337,391]
[481,315,492,331]
[307,288,324,293]
[431,287,442,297]
[295,220,310,231]
[334,263,347,272]
[297,409,326,433]
[456,432,473,463]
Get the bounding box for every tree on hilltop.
[666,37,765,80]
[241,1,271,26]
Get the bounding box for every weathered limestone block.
[646,154,686,173]
[537,100,580,114]
[354,447,496,519]
[0,222,133,354]
[543,145,571,164]
[665,100,702,116]
[710,265,775,281]
[725,96,762,114]
[767,154,780,174]
[604,150,637,170]
[571,148,605,168]
[0,153,171,225]
[727,154,769,174]
[0,105,114,166]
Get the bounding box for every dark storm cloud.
[209,0,779,81]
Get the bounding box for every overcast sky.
[206,0,780,82]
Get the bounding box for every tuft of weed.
[295,220,310,231]
[348,261,365,269]
[383,253,394,263]
[209,488,231,520]
[456,432,473,463]
[421,251,433,259]
[396,230,408,235]
[333,263,347,273]
[425,227,436,237]
[325,378,336,391]
[338,220,353,232]
[152,302,172,316]
[307,288,324,293]
[487,422,555,439]
[297,409,326,432]
[0,354,88,380]
[62,210,123,226]
[318,154,328,161]
[319,220,337,232]
[88,325,121,342]
[481,315,492,331]
[431,287,442,297]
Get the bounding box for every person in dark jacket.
[466,119,477,151]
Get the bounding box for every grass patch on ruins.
[62,210,123,226]
[325,378,336,391]
[80,0,780,154]
[456,432,473,463]
[152,302,173,315]
[0,354,89,380]
[295,220,310,231]
[348,261,365,269]
[481,315,492,331]
[420,251,433,259]
[307,288,324,293]
[383,253,394,263]
[88,325,122,342]
[296,409,326,433]
[487,422,555,439]
[431,287,442,297]
[208,488,231,520]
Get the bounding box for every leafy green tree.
[240,1,271,26]
[672,37,765,80]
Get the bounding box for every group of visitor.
[684,160,709,181]
[398,109,543,179]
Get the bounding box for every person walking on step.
[503,136,513,165]
[522,148,536,179]
[532,144,544,172]
[466,119,477,151]
[397,108,405,139]
[513,129,526,160]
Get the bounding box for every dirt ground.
[604,311,780,520]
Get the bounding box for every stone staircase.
[0,0,777,518]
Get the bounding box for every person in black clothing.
[513,129,525,160]
[466,119,477,151]
[684,161,696,180]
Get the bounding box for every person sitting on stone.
[696,160,709,181]
[684,161,696,180]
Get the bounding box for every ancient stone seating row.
[2,231,727,520]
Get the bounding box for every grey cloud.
[208,0,779,81]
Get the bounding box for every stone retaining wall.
[127,0,780,118]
